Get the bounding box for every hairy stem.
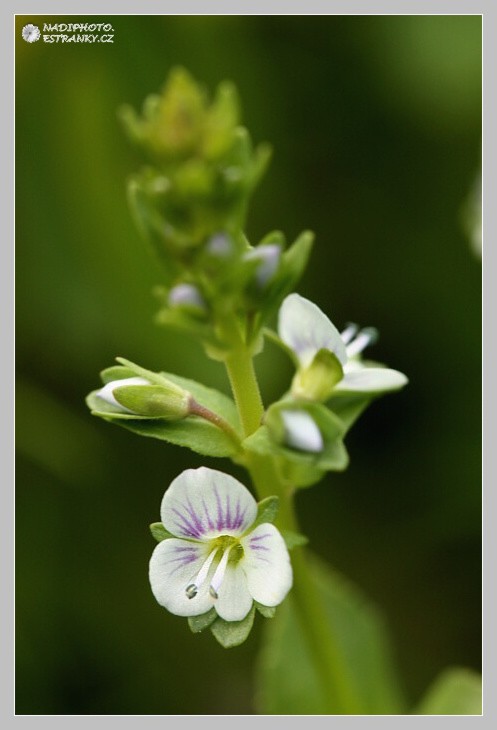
[224,347,264,438]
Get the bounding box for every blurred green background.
[16,15,481,714]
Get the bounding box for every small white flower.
[278,294,408,397]
[97,376,150,412]
[281,410,324,453]
[149,467,293,622]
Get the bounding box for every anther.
[186,584,198,599]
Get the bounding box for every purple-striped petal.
[161,467,258,541]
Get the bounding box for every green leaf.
[415,668,482,715]
[210,605,256,648]
[188,608,218,634]
[255,556,406,714]
[281,530,309,550]
[250,496,279,530]
[255,603,276,618]
[87,361,241,457]
[87,390,239,457]
[149,522,175,542]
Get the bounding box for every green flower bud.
[97,376,191,420]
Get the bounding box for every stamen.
[340,322,359,345]
[185,547,219,599]
[346,327,378,358]
[209,545,233,600]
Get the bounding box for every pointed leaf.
[87,390,240,457]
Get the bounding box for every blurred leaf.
[415,668,482,715]
[210,605,256,648]
[256,556,406,714]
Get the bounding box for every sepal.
[210,604,256,648]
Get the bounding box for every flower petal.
[149,538,214,617]
[215,564,254,622]
[335,367,408,394]
[161,467,258,540]
[281,410,324,453]
[278,294,347,367]
[241,523,293,607]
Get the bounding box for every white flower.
[149,467,293,622]
[278,293,408,398]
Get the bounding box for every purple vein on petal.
[202,497,215,531]
[185,496,205,536]
[214,485,224,531]
[249,543,270,551]
[235,504,248,530]
[171,507,202,538]
[225,492,232,529]
[173,545,199,553]
[168,554,198,575]
[250,533,272,542]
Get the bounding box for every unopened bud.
[97,376,191,420]
[244,244,281,287]
[168,284,206,313]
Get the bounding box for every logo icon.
[22,24,41,43]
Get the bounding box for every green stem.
[249,455,359,714]
[224,347,264,438]
[189,399,242,450]
[224,326,360,713]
